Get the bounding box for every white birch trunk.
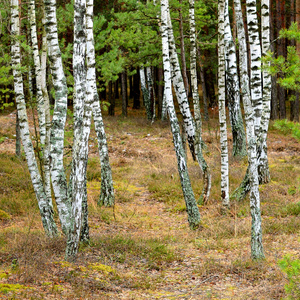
[146,66,155,121]
[166,10,196,161]
[218,0,230,208]
[189,0,211,203]
[235,0,265,259]
[11,0,57,237]
[140,67,151,120]
[246,0,263,135]
[161,0,201,229]
[41,7,52,207]
[29,0,53,211]
[86,0,114,207]
[44,0,71,234]
[224,0,246,158]
[260,0,271,183]
[29,0,46,147]
[65,0,88,261]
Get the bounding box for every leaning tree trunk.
[179,0,189,95]
[218,0,230,208]
[86,0,114,207]
[160,0,201,229]
[189,0,211,204]
[29,0,54,215]
[44,0,71,235]
[235,0,265,260]
[29,0,46,147]
[11,0,57,237]
[167,11,196,161]
[224,0,247,158]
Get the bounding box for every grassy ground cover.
[0,107,299,299]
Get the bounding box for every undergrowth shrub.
[273,119,300,141]
[279,255,300,299]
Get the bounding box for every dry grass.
[0,107,299,299]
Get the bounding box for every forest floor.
[0,105,299,299]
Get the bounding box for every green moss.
[0,209,11,220]
[0,271,9,279]
[0,283,27,294]
[88,263,116,275]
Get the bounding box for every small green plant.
[278,255,300,299]
[273,119,300,141]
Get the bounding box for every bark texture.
[11,0,57,237]
[218,0,230,208]
[44,0,71,234]
[160,0,201,229]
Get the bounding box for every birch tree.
[189,0,211,203]
[260,0,271,183]
[66,0,88,260]
[234,0,265,259]
[165,5,211,202]
[140,67,152,120]
[29,0,54,221]
[218,0,229,208]
[234,0,271,200]
[88,0,114,207]
[160,0,201,229]
[224,0,246,158]
[44,0,71,234]
[11,0,57,237]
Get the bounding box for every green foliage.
[0,283,27,294]
[263,22,300,93]
[0,2,14,111]
[278,255,300,299]
[273,119,300,141]
[94,0,161,84]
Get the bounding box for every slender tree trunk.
[16,112,21,157]
[179,0,189,95]
[197,46,209,121]
[108,81,115,116]
[121,71,127,117]
[235,0,270,199]
[29,0,46,147]
[44,0,71,235]
[218,0,230,208]
[132,69,140,109]
[260,0,272,184]
[157,66,164,119]
[86,1,114,207]
[140,67,151,120]
[224,0,247,158]
[41,6,53,211]
[66,0,88,261]
[167,10,196,161]
[29,0,54,213]
[276,0,286,119]
[189,0,211,204]
[11,0,57,237]
[146,66,155,120]
[234,0,265,260]
[160,0,201,229]
[270,0,278,120]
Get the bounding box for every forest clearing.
[0,107,299,299]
